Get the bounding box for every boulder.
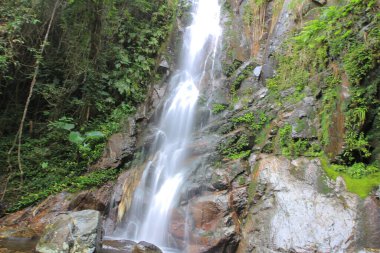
[101,240,162,253]
[92,131,136,170]
[133,241,162,253]
[36,210,101,253]
[239,155,361,252]
[0,193,72,239]
[68,183,113,212]
[101,239,137,253]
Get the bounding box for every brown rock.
[169,209,187,240]
[0,193,71,239]
[359,197,380,249]
[68,182,113,212]
[133,241,162,253]
[0,185,113,241]
[190,201,222,231]
[92,131,136,170]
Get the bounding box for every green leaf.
[41,162,49,169]
[69,131,84,145]
[61,123,75,131]
[85,131,104,139]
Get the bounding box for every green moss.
[229,150,251,160]
[238,175,247,185]
[320,156,380,198]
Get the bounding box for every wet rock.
[101,240,162,253]
[253,66,262,78]
[280,96,318,139]
[253,87,268,100]
[92,131,136,170]
[158,59,170,75]
[182,191,240,253]
[357,197,380,249]
[0,193,72,239]
[280,87,296,97]
[312,0,327,5]
[133,241,162,253]
[36,210,101,253]
[187,226,239,253]
[190,200,223,231]
[68,183,113,212]
[169,209,187,240]
[239,155,361,252]
[102,239,137,253]
[376,186,380,200]
[231,187,248,216]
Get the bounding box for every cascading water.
[114,0,221,251]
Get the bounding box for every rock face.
[0,183,113,242]
[92,122,137,171]
[238,156,359,252]
[36,210,101,253]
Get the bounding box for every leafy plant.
[212,103,228,114]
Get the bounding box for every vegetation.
[212,103,228,114]
[266,0,380,196]
[218,134,251,160]
[232,111,267,131]
[0,0,178,212]
[320,156,380,198]
[230,64,255,98]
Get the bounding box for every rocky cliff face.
[1,0,379,252]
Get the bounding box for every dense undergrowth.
[0,0,178,213]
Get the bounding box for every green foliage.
[223,59,243,77]
[319,76,339,146]
[2,102,134,211]
[8,168,120,212]
[0,0,176,211]
[212,103,228,114]
[269,0,380,166]
[331,163,379,179]
[232,111,267,131]
[266,49,310,103]
[230,64,254,98]
[278,123,316,158]
[343,44,375,85]
[321,156,380,198]
[218,134,251,160]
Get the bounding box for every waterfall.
[114,0,221,251]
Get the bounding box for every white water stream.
[117,0,221,251]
